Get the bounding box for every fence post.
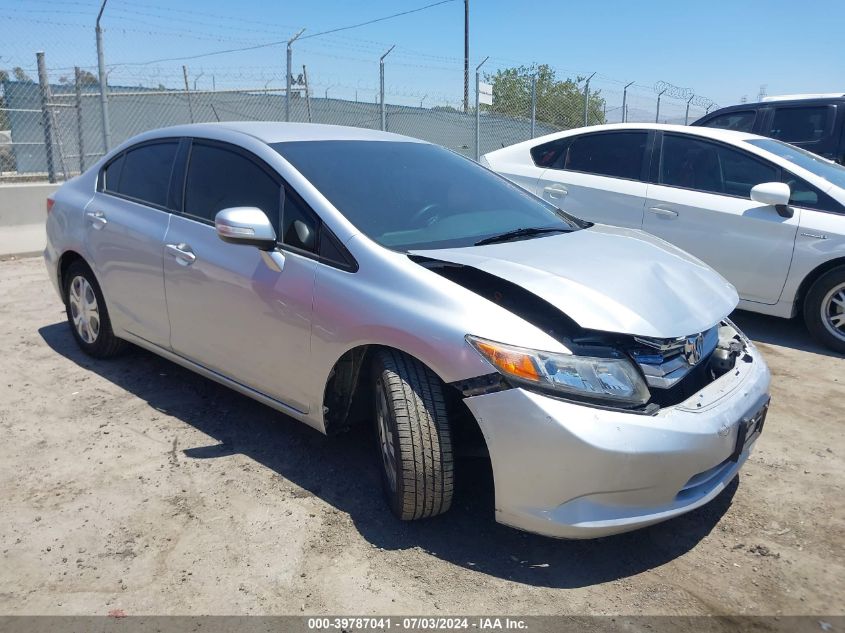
[474,56,489,161]
[286,29,305,123]
[582,72,596,126]
[36,51,57,184]
[655,87,667,123]
[530,74,537,139]
[182,65,194,123]
[74,67,85,173]
[685,93,695,125]
[622,81,634,123]
[379,45,395,132]
[95,0,111,152]
[302,65,312,123]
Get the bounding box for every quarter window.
[281,190,318,253]
[768,106,830,143]
[702,110,756,133]
[530,138,570,168]
[562,132,647,180]
[184,142,281,228]
[660,134,778,197]
[112,142,178,207]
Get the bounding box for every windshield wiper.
[474,226,569,246]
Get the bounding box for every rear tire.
[803,266,845,354]
[371,349,454,520]
[64,260,127,358]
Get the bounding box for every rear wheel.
[371,349,454,520]
[803,266,845,354]
[64,260,127,358]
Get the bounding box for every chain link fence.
[1,42,719,183]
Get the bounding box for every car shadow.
[729,309,844,358]
[40,321,738,589]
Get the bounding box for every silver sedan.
[44,122,771,538]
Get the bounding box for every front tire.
[64,260,127,358]
[371,349,454,520]
[803,266,845,354]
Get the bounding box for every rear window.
[563,132,647,180]
[113,142,178,208]
[701,110,756,133]
[768,106,831,143]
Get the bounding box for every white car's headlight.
[466,335,650,407]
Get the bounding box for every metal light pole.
[286,28,305,122]
[622,81,634,123]
[379,45,395,131]
[655,87,667,123]
[475,55,489,161]
[684,93,695,125]
[95,0,111,152]
[583,71,596,126]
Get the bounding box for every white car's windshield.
[747,138,845,190]
[272,140,583,251]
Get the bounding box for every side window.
[563,132,647,180]
[782,173,845,213]
[281,190,318,253]
[702,110,756,132]
[115,142,178,207]
[102,153,125,193]
[660,134,778,197]
[768,106,831,143]
[318,229,354,269]
[184,142,281,228]
[530,138,569,168]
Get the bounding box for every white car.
[484,124,845,352]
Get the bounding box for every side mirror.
[215,207,277,250]
[751,182,794,218]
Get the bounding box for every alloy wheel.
[821,282,845,343]
[68,275,100,344]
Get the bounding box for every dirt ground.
[0,254,843,617]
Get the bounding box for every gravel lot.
[0,254,843,616]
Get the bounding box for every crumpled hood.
[410,224,738,339]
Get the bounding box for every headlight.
[466,335,650,407]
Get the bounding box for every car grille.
[628,325,720,389]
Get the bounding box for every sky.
[1,0,843,117]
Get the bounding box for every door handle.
[85,210,107,229]
[647,206,679,218]
[165,243,197,265]
[543,184,568,199]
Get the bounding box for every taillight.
[46,198,55,214]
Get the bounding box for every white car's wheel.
[804,266,845,354]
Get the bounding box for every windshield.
[272,140,582,251]
[746,138,845,190]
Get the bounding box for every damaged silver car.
[44,123,771,538]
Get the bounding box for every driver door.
[643,133,800,305]
[162,139,318,413]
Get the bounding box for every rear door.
[642,132,800,304]
[536,130,651,228]
[763,104,838,160]
[162,139,318,413]
[84,139,179,346]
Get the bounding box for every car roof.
[485,123,764,156]
[141,121,427,145]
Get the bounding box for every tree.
[485,64,605,128]
[12,67,33,83]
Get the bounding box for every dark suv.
[693,95,845,164]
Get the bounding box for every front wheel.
[803,266,845,354]
[371,349,454,520]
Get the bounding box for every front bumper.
[464,343,771,539]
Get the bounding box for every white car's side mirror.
[751,182,793,218]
